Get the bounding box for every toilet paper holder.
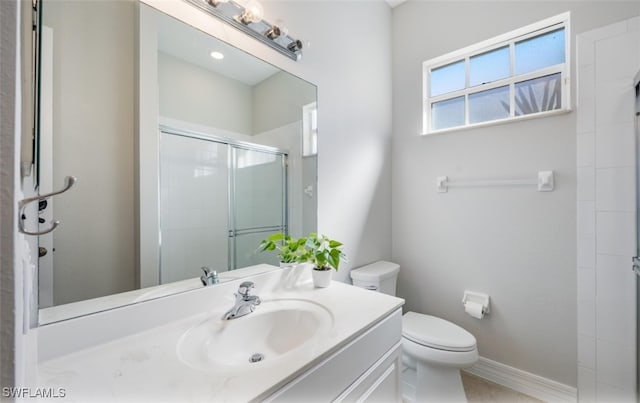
[462,290,490,315]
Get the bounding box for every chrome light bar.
[184,0,303,61]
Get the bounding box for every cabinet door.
[335,342,403,403]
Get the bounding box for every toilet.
[350,261,478,403]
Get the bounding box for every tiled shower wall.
[576,16,640,402]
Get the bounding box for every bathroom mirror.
[36,0,317,324]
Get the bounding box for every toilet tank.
[350,261,400,296]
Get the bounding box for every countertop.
[37,272,404,402]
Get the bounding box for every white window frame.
[422,12,571,135]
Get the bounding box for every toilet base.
[401,361,468,403]
[401,365,417,402]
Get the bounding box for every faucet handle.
[238,281,255,297]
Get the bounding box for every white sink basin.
[177,298,334,371]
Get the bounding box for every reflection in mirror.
[37,0,317,324]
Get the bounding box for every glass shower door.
[159,133,229,283]
[230,146,287,269]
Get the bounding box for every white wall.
[391,1,640,388]
[576,16,640,402]
[252,71,316,134]
[44,0,136,304]
[158,51,253,134]
[302,155,317,236]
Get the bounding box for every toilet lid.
[402,312,477,352]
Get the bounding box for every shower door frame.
[158,125,288,277]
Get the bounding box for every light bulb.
[238,0,264,24]
[265,25,281,39]
[210,51,224,60]
[265,19,288,39]
[287,39,303,52]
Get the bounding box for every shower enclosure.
[159,127,287,284]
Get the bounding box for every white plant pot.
[312,268,333,288]
[279,263,310,289]
[279,261,297,269]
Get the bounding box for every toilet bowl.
[402,311,478,402]
[350,261,479,403]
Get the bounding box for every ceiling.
[156,11,280,86]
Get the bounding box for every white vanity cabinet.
[266,308,403,403]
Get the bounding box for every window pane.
[469,86,510,124]
[430,60,465,97]
[469,46,510,87]
[514,73,562,116]
[515,28,565,75]
[432,96,465,130]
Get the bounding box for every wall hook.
[18,176,77,236]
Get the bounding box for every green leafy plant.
[305,233,347,271]
[258,233,309,264]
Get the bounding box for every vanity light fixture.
[185,0,304,61]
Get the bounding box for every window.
[302,102,318,157]
[423,13,570,134]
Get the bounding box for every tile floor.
[462,372,543,403]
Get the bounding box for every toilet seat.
[402,311,476,352]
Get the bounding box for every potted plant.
[258,232,309,268]
[305,233,347,288]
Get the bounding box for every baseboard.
[464,356,577,402]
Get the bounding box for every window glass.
[423,14,568,134]
[469,86,510,124]
[514,73,562,116]
[302,102,317,157]
[432,96,465,130]
[430,61,465,97]
[515,28,565,75]
[469,46,510,87]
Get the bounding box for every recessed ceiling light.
[210,51,224,60]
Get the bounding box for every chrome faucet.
[200,266,219,286]
[223,281,261,320]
